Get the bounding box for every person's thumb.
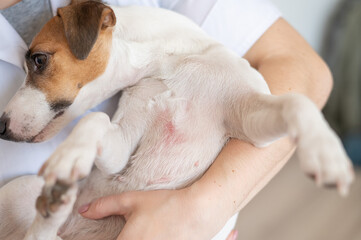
[79,193,133,220]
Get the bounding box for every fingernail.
[233,230,238,240]
[78,203,90,214]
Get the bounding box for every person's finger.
[226,230,238,240]
[79,193,134,220]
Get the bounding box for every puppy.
[0,1,354,240]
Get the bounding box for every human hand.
[79,188,236,240]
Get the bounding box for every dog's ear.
[58,1,116,60]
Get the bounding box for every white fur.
[4,85,52,140]
[0,5,354,240]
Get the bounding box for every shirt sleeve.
[162,0,282,56]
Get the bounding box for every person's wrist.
[183,180,235,230]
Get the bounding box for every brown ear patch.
[58,1,116,60]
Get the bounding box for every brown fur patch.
[59,2,116,60]
[26,2,115,105]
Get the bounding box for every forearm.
[246,18,333,108]
[190,138,294,221]
[189,18,333,220]
[0,0,21,9]
[191,70,297,218]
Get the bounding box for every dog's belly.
[59,103,227,240]
[120,101,227,190]
[60,137,227,240]
[121,127,226,190]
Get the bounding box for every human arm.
[80,18,333,239]
[190,17,333,218]
[0,0,21,9]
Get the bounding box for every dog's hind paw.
[296,126,354,196]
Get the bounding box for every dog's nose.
[0,115,8,136]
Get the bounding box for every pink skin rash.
[146,177,171,186]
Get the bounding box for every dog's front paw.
[39,141,97,185]
[297,126,354,196]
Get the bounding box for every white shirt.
[0,1,281,239]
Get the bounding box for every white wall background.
[271,0,342,53]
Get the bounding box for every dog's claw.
[36,195,50,218]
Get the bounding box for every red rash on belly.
[165,120,175,135]
[164,120,185,145]
[147,177,171,186]
[157,109,186,146]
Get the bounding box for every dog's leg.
[0,176,43,240]
[40,78,167,180]
[23,111,114,239]
[39,112,113,182]
[0,176,66,240]
[94,94,153,174]
[95,78,169,174]
[226,92,354,195]
[23,184,77,240]
[28,79,167,239]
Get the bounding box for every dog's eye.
[32,54,48,70]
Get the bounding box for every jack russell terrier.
[0,1,354,240]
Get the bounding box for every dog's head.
[0,1,116,142]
